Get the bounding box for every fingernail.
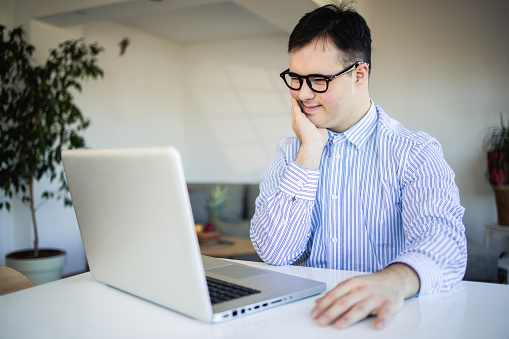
[376,320,385,330]
[318,316,330,326]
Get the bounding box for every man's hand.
[311,263,420,330]
[291,97,329,169]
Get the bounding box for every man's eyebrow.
[288,70,329,76]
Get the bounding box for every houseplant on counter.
[196,185,228,245]
[0,25,104,284]
[484,113,509,226]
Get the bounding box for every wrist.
[295,143,325,169]
[379,263,421,299]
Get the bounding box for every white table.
[1,260,508,339]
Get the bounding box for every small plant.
[204,185,228,232]
[484,113,509,186]
[0,25,104,257]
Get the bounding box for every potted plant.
[196,185,228,245]
[484,113,509,226]
[0,25,104,284]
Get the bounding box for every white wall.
[0,0,12,27]
[182,36,293,183]
[80,21,185,150]
[1,0,509,275]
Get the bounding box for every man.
[250,2,467,331]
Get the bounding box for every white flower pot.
[5,249,67,285]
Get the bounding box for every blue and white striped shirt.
[250,102,467,295]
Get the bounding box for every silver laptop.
[62,146,325,323]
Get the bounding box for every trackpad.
[208,265,267,280]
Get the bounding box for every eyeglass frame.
[279,61,370,93]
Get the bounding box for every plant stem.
[28,174,39,257]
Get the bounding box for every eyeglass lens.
[283,74,328,92]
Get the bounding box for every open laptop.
[62,146,325,323]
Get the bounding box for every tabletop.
[199,237,257,258]
[1,260,508,339]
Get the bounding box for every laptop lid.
[62,146,325,323]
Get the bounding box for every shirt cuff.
[279,161,320,201]
[391,252,443,296]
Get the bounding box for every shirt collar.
[327,100,377,149]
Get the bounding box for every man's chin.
[305,114,322,126]
[307,115,331,130]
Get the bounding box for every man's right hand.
[291,97,329,169]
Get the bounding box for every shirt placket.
[328,135,344,269]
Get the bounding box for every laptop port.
[262,303,268,307]
[232,310,238,317]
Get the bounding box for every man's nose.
[297,80,315,100]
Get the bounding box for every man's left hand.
[311,263,420,330]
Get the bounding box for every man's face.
[288,40,358,133]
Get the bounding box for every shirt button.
[281,219,287,225]
[335,154,341,160]
[331,194,337,200]
[332,238,338,243]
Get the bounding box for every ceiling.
[36,0,321,45]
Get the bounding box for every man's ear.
[355,63,369,85]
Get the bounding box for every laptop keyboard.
[206,276,261,305]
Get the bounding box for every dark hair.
[288,2,372,69]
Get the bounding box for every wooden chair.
[0,265,35,296]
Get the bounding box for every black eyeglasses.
[279,61,369,93]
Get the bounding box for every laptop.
[62,146,326,323]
